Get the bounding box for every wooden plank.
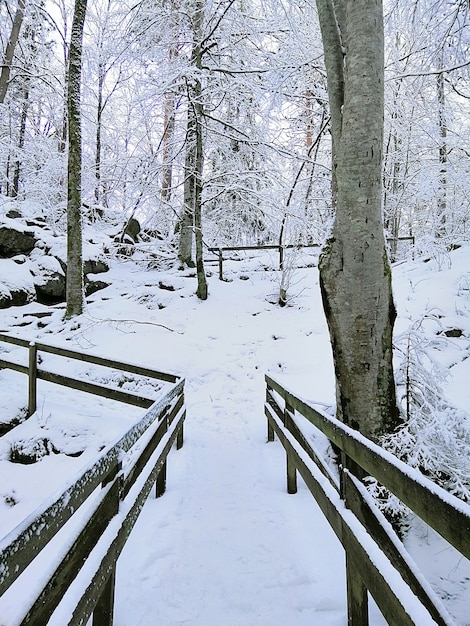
[0,356,28,374]
[28,342,37,416]
[267,409,437,625]
[346,553,369,626]
[342,470,454,626]
[67,410,185,626]
[0,333,30,347]
[0,333,180,383]
[35,341,180,383]
[115,380,183,455]
[122,415,168,499]
[285,402,297,494]
[0,447,119,596]
[20,475,122,625]
[289,412,339,493]
[0,381,183,596]
[37,368,154,408]
[265,374,470,560]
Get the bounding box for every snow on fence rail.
[0,334,185,625]
[265,374,469,626]
[0,332,179,417]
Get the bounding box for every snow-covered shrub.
[386,319,470,502]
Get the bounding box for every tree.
[65,0,88,318]
[178,0,207,299]
[315,0,400,442]
[0,0,26,104]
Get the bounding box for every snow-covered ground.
[0,241,469,625]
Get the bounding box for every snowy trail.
[110,269,388,625]
[114,365,349,626]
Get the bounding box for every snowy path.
[110,268,390,625]
[114,369,349,626]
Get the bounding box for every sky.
[0,213,469,625]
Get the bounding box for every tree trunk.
[436,60,447,239]
[94,61,104,205]
[0,0,26,104]
[12,87,29,197]
[161,90,176,204]
[316,0,399,441]
[178,101,196,267]
[178,0,208,304]
[65,0,88,319]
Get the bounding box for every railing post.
[284,401,297,494]
[266,383,275,442]
[28,341,37,416]
[341,455,369,625]
[346,553,369,626]
[218,248,223,281]
[93,463,121,626]
[156,416,168,497]
[176,409,185,450]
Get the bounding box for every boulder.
[30,256,66,304]
[0,222,36,257]
[0,258,36,308]
[85,275,111,296]
[83,257,109,275]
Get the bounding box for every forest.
[1,0,468,260]
[1,1,470,623]
[1,0,469,483]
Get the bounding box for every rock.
[83,257,109,275]
[443,328,463,338]
[0,222,36,257]
[85,275,111,296]
[31,256,66,304]
[0,259,36,308]
[6,209,21,219]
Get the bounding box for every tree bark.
[0,0,26,104]
[178,0,208,300]
[436,58,447,239]
[65,0,88,318]
[12,86,29,197]
[316,0,400,441]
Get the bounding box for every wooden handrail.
[0,333,181,416]
[265,374,467,626]
[207,243,320,279]
[0,378,185,625]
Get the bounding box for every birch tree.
[315,0,400,441]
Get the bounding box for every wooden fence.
[0,332,179,417]
[207,244,319,280]
[0,334,185,625]
[265,374,469,626]
[208,237,414,281]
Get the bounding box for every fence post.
[266,383,275,442]
[176,403,185,450]
[341,455,369,625]
[156,415,169,497]
[28,342,37,416]
[345,553,369,626]
[284,401,297,494]
[218,248,224,281]
[93,463,122,626]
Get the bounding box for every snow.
[1,241,469,625]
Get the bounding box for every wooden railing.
[265,374,469,626]
[0,334,185,625]
[207,244,319,280]
[0,332,179,417]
